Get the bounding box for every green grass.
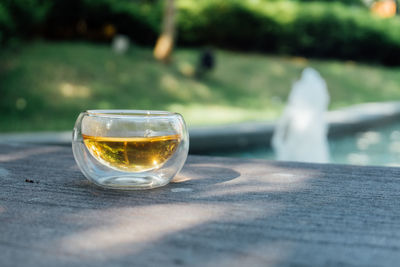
[1,41,400,132]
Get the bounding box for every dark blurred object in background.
[196,48,215,78]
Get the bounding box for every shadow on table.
[1,144,400,266]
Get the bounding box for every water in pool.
[212,121,400,167]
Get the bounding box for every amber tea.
[73,110,188,189]
[83,134,181,172]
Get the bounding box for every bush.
[2,0,52,37]
[80,0,163,44]
[0,2,14,44]
[1,0,162,44]
[177,0,400,65]
[41,0,163,44]
[2,0,400,65]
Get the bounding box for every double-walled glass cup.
[72,110,189,190]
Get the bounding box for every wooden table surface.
[1,143,400,267]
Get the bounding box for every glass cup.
[72,110,189,190]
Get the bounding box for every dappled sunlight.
[58,203,271,258]
[4,142,387,265]
[59,82,91,98]
[57,200,284,261]
[197,170,318,197]
[181,161,322,199]
[197,182,305,199]
[160,74,214,102]
[51,159,342,264]
[177,61,195,77]
[60,204,217,254]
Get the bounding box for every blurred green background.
[1,0,400,131]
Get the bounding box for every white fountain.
[272,67,330,163]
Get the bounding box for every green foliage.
[177,0,400,65]
[1,0,162,43]
[82,0,161,31]
[0,2,14,43]
[2,0,400,64]
[2,0,52,37]
[80,0,163,43]
[43,0,162,43]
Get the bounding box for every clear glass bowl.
[72,110,189,190]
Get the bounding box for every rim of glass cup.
[84,109,181,119]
